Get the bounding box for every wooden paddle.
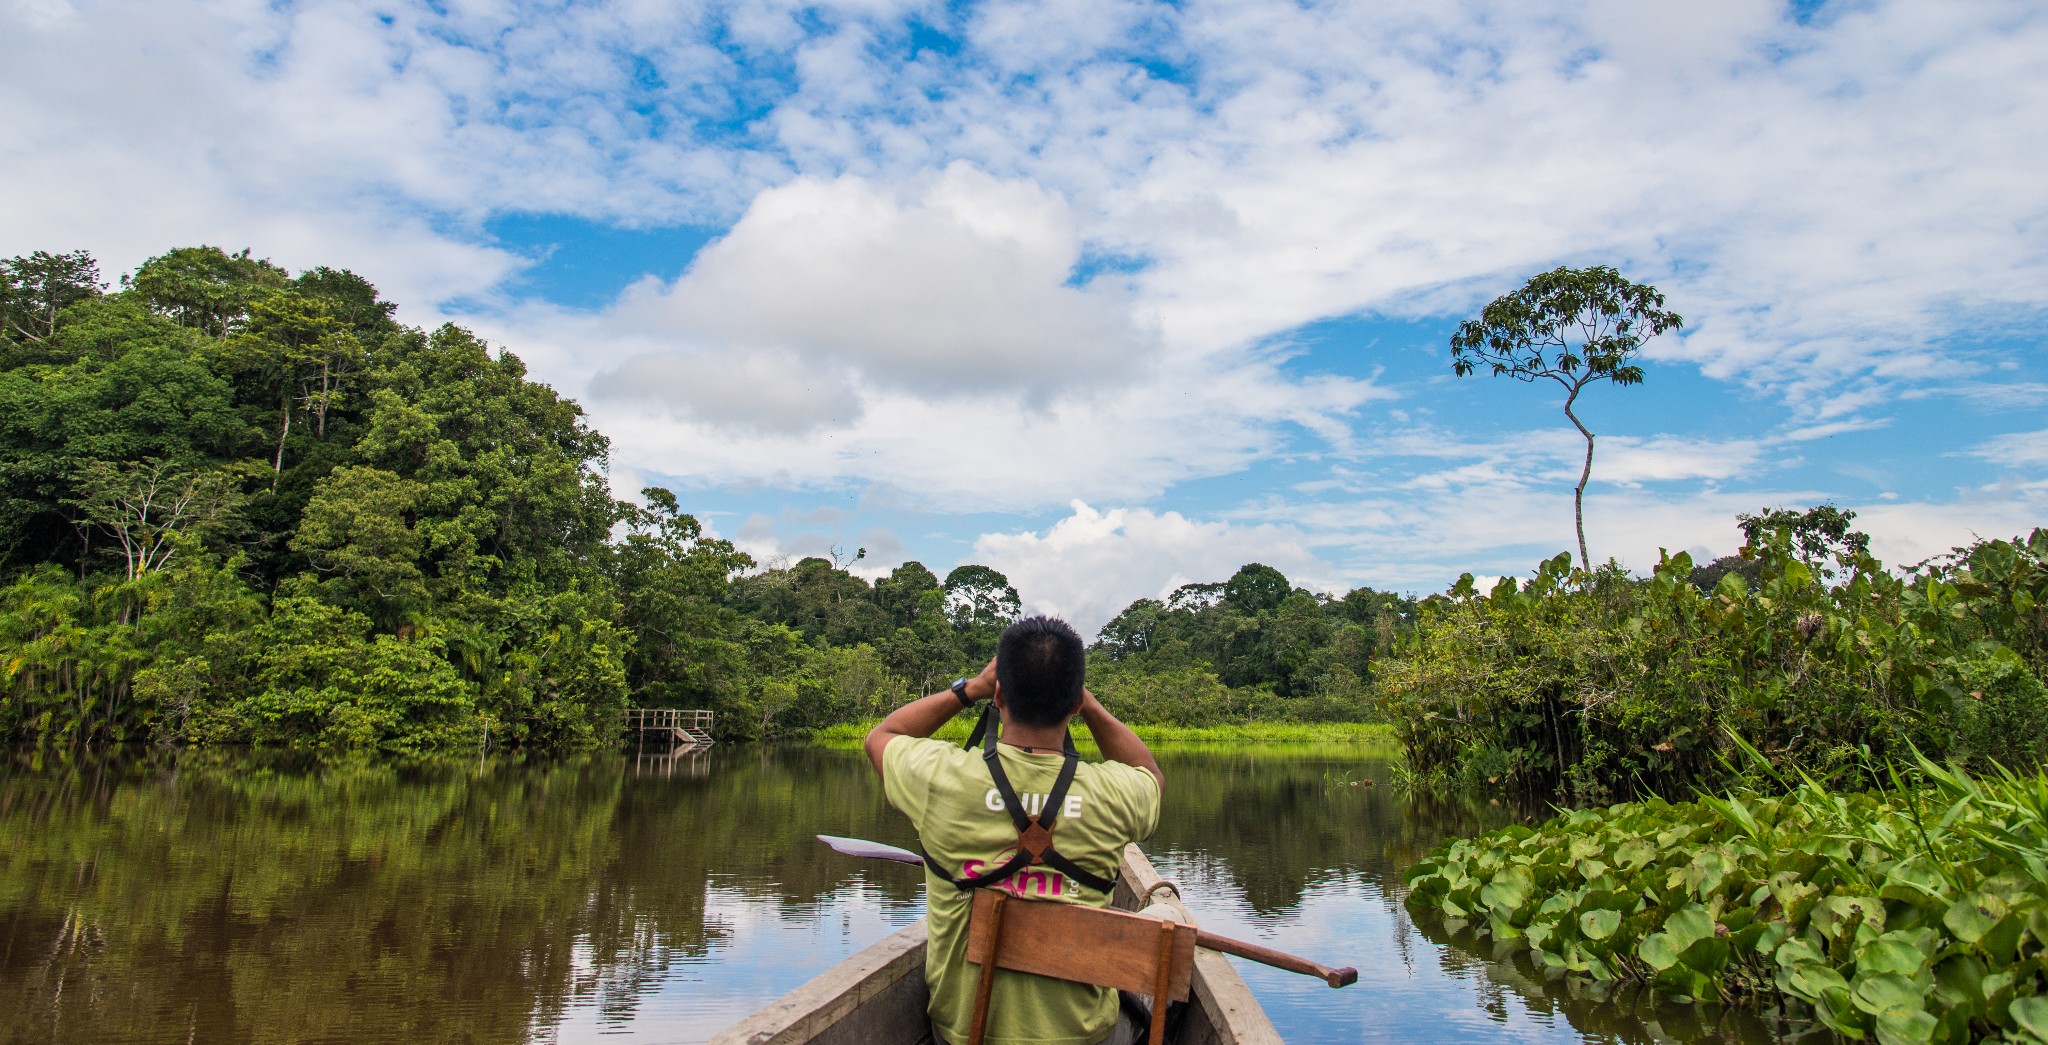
[817,834,1359,988]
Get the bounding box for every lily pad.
[1580,908,1621,941]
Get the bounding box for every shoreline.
[808,719,1395,749]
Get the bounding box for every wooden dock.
[627,708,715,746]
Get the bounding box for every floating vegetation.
[1404,749,2048,1043]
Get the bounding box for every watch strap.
[950,678,973,707]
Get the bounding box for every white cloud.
[972,501,1329,634]
[1968,428,2048,471]
[1853,484,2048,567]
[598,166,1151,399]
[977,480,2047,639]
[3,0,2044,581]
[590,346,866,435]
[1580,435,1767,486]
[477,168,1386,508]
[14,0,2042,415]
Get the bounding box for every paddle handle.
[1193,929,1358,988]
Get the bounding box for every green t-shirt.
[883,734,1160,1045]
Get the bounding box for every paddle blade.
[818,834,924,865]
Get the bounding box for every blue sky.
[3,0,2045,631]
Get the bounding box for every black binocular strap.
[919,704,1118,895]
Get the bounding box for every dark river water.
[0,743,1815,1044]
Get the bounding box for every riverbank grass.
[811,719,1393,749]
[1404,752,2048,1042]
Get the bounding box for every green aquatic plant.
[1404,752,2048,1042]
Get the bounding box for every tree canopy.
[0,244,1423,752]
[1450,265,1682,573]
[0,246,1081,750]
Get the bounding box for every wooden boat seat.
[964,889,1198,1045]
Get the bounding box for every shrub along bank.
[1377,528,2048,802]
[1403,750,2048,1044]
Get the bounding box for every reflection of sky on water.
[533,859,1603,1044]
[1149,851,1584,1044]
[521,747,1805,1045]
[0,746,1812,1044]
[537,882,923,1044]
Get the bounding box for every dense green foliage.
[1404,751,2048,1043]
[1379,526,2048,800]
[0,245,1424,752]
[1088,562,1415,725]
[0,246,1069,750]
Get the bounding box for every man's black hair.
[995,616,1086,727]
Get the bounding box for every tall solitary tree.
[1450,265,1682,572]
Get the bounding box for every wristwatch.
[950,678,974,707]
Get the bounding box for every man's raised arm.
[864,658,993,775]
[1077,689,1163,792]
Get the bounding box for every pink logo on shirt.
[962,848,1064,897]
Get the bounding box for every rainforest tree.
[0,245,1045,749]
[1450,266,1682,572]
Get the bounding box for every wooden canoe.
[712,844,1281,1045]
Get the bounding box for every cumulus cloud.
[599,166,1151,400]
[590,347,865,435]
[4,0,2042,618]
[978,479,2048,640]
[973,502,1331,634]
[486,166,1386,508]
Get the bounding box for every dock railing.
[626,708,714,746]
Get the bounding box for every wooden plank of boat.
[710,844,1281,1045]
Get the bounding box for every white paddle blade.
[817,834,925,865]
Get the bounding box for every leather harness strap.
[921,704,1119,895]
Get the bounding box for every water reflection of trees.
[1,748,625,1043]
[1148,747,1529,914]
[1,744,1593,1044]
[0,745,925,1043]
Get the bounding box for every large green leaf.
[1814,895,1884,941]
[1785,962,1850,1003]
[1944,893,2004,944]
[1872,1007,1938,1045]
[1612,839,1657,871]
[1663,904,1715,949]
[1685,849,1734,899]
[1851,973,1924,1017]
[1480,866,1533,914]
[1931,952,1988,1014]
[1638,931,1682,972]
[1580,908,1621,941]
[1857,934,1929,978]
[2008,996,2048,1039]
[1981,912,2025,964]
[1680,935,1731,974]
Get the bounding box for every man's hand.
[961,657,998,703]
[865,658,996,775]
[1077,688,1164,793]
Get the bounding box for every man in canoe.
[866,615,1165,1045]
